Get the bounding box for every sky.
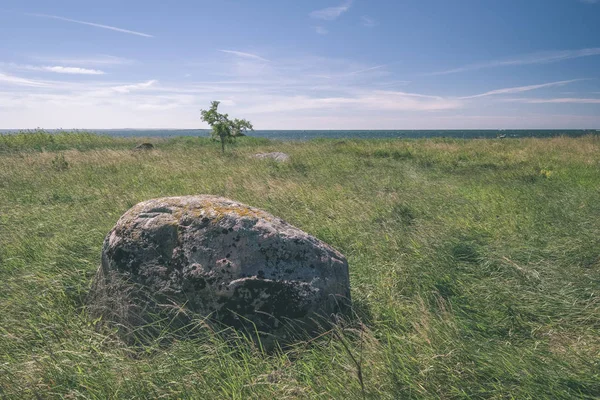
[0,0,599,130]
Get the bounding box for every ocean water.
[1,129,598,140]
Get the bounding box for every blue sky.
[1,0,599,129]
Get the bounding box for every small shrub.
[51,153,69,171]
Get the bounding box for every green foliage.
[200,101,253,153]
[51,153,69,171]
[0,129,137,153]
[1,133,599,398]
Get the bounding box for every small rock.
[133,143,154,151]
[90,195,350,344]
[254,152,290,162]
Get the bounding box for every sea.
[1,129,598,140]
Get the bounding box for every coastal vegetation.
[0,131,599,398]
[201,101,254,153]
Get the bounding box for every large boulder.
[90,195,350,342]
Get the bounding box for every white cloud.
[0,72,460,130]
[218,50,270,63]
[374,80,412,87]
[310,1,352,20]
[23,65,105,75]
[314,26,329,35]
[428,48,600,75]
[347,65,387,75]
[28,14,154,38]
[311,67,388,79]
[33,55,133,66]
[460,80,581,99]
[0,72,51,87]
[510,97,600,104]
[1,48,596,130]
[3,80,599,129]
[238,90,461,114]
[361,16,377,27]
[111,80,157,93]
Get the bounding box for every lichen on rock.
[90,195,351,344]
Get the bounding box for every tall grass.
[0,132,599,398]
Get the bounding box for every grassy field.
[1,131,599,399]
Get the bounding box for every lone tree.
[200,101,253,153]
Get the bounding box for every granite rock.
[91,195,350,341]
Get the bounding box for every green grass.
[1,132,599,399]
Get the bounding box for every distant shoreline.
[0,128,598,141]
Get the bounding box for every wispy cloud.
[348,64,387,75]
[308,64,389,79]
[2,48,595,129]
[218,50,270,62]
[33,55,133,66]
[310,1,352,20]
[0,72,50,87]
[510,97,600,104]
[25,65,105,75]
[374,80,412,87]
[361,16,378,27]
[0,55,458,129]
[428,48,600,75]
[314,26,329,35]
[239,90,461,114]
[28,14,154,38]
[1,62,106,75]
[460,79,581,99]
[111,80,157,93]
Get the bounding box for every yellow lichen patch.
[219,204,260,217]
[203,203,272,222]
[147,197,274,223]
